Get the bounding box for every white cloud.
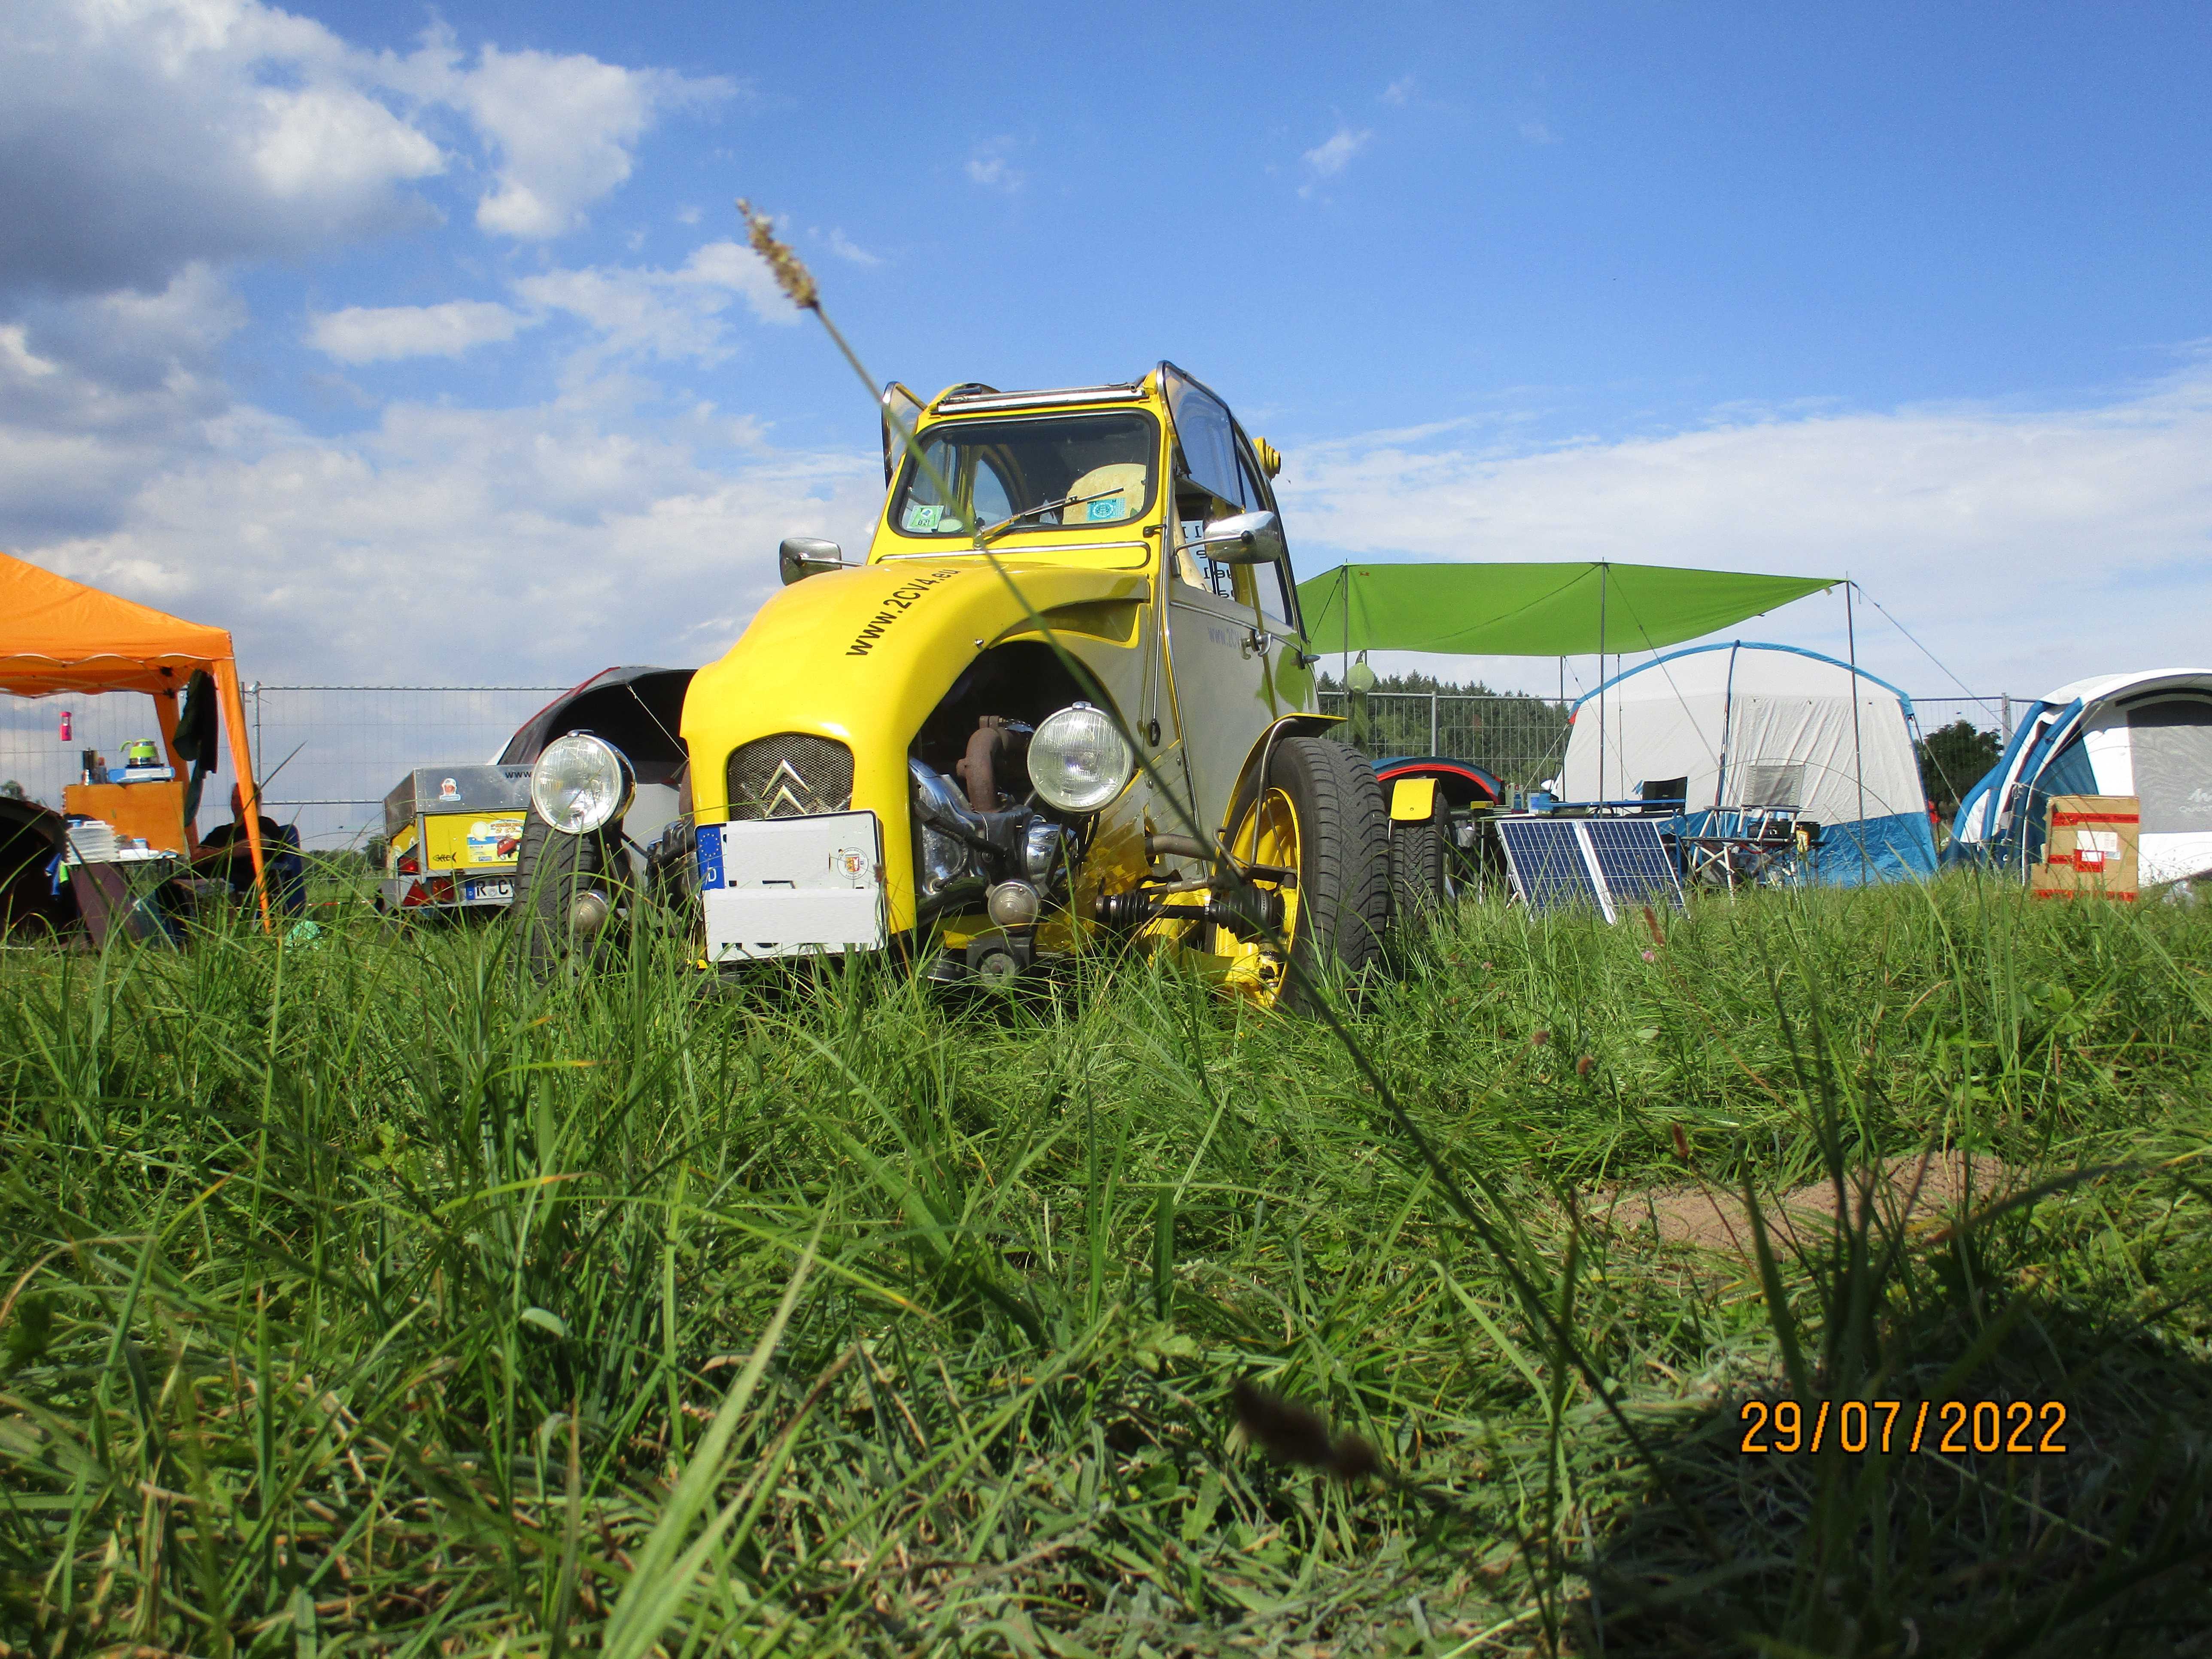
[966,140,1025,193]
[0,265,246,539]
[0,0,443,298]
[249,82,443,199]
[826,228,882,267]
[1278,365,2212,697]
[22,397,880,686]
[1299,125,1372,197]
[1518,120,1557,145]
[515,241,797,363]
[0,0,729,303]
[310,300,534,364]
[1382,76,1416,106]
[1304,126,1372,179]
[427,44,732,240]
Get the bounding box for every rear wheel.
[1389,782,1452,919]
[1233,736,1390,1012]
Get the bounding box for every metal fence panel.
[1316,691,1573,790]
[2,692,164,816]
[2,685,564,848]
[2,682,2026,851]
[240,686,566,847]
[1910,696,2015,741]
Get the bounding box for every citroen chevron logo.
[765,758,813,817]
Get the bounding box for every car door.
[1236,439,1315,718]
[1161,384,1278,837]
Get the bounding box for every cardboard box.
[2029,794,2139,900]
[62,779,188,855]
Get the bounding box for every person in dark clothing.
[195,785,307,913]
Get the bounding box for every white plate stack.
[65,820,118,863]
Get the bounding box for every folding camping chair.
[1681,803,1812,889]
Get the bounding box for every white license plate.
[463,878,514,903]
[701,812,884,961]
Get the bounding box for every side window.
[1169,387,1242,506]
[1172,431,1238,600]
[1235,447,1268,514]
[1175,510,1238,600]
[1237,442,1298,628]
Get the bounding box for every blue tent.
[1947,668,2212,885]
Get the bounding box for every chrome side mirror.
[778,536,847,585]
[1195,510,1285,565]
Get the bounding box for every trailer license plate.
[700,813,884,961]
[463,878,514,903]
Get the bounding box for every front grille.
[725,735,855,820]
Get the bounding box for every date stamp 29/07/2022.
[1739,1399,2070,1457]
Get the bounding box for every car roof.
[930,379,1150,414]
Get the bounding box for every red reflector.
[425,875,456,904]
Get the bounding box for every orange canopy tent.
[0,550,267,918]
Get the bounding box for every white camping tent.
[1948,669,2212,885]
[1560,642,1936,883]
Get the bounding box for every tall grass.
[2,878,2209,1655]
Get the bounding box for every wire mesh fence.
[1316,691,1574,789]
[1911,695,2017,740]
[0,681,2027,852]
[1,685,565,849]
[240,686,565,848]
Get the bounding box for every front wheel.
[1232,736,1391,1012]
[511,813,617,978]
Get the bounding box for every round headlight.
[531,733,632,835]
[1026,703,1133,814]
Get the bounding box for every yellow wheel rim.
[1224,785,1300,1005]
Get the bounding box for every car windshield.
[891,413,1157,538]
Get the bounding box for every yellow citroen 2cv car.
[514,365,1437,1008]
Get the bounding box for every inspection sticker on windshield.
[903,503,943,531]
[1085,497,1122,520]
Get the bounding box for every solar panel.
[1496,818,1605,915]
[1494,816,1685,921]
[1582,818,1686,912]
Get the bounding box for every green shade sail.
[1294,561,1838,657]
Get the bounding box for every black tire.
[1267,736,1391,1012]
[512,812,612,978]
[1388,783,1452,920]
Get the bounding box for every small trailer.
[374,667,694,918]
[379,766,533,914]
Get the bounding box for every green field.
[3,880,2209,1656]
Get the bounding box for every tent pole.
[214,659,272,930]
[1598,563,1608,802]
[1340,566,1349,702]
[1845,577,1870,883]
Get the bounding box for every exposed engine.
[908,722,1078,923]
[905,644,1096,927]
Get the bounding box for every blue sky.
[5,0,2210,706]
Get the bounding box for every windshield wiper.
[977,487,1126,544]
